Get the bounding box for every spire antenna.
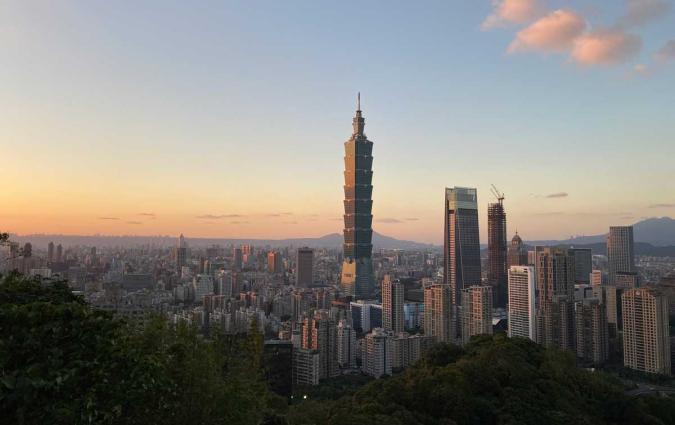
[357,92,361,111]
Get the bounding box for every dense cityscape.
[3,1,675,424]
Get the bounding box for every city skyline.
[2,1,675,243]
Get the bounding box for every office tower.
[615,272,639,288]
[47,242,54,263]
[575,299,609,366]
[508,266,536,341]
[55,244,63,262]
[535,247,575,350]
[461,285,493,345]
[570,248,592,285]
[382,275,404,333]
[232,247,243,271]
[622,288,671,376]
[423,284,454,343]
[403,301,424,331]
[174,234,187,272]
[337,319,357,369]
[444,187,481,305]
[507,232,528,268]
[293,348,320,386]
[607,226,635,284]
[361,328,393,379]
[267,251,283,274]
[590,270,606,286]
[302,310,338,380]
[487,196,507,308]
[341,94,375,299]
[296,247,314,288]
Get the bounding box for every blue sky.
[1,1,674,243]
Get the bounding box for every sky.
[1,0,674,244]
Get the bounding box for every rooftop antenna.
[357,92,361,111]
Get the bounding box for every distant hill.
[527,217,675,247]
[9,231,436,251]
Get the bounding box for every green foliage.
[0,273,273,425]
[287,333,675,425]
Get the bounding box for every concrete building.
[293,348,320,386]
[337,319,357,369]
[461,285,493,345]
[444,187,481,305]
[361,328,393,378]
[590,269,607,286]
[570,248,592,285]
[487,197,507,308]
[403,301,424,331]
[507,266,536,341]
[575,299,609,366]
[267,251,283,274]
[622,288,671,376]
[535,247,575,351]
[382,274,405,333]
[301,310,339,380]
[423,284,454,343]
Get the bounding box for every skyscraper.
[174,234,187,272]
[341,94,375,299]
[444,187,481,305]
[508,266,536,341]
[622,288,670,376]
[423,284,454,343]
[296,247,314,288]
[267,251,282,274]
[302,310,339,380]
[607,226,635,285]
[47,241,54,263]
[337,319,357,369]
[575,299,609,366]
[569,248,592,285]
[361,328,393,379]
[487,197,507,308]
[461,285,493,345]
[535,247,575,351]
[381,275,405,333]
[55,244,63,263]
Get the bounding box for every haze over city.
[2,0,674,243]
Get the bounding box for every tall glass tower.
[341,94,374,299]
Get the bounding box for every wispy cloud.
[649,203,675,208]
[545,192,569,198]
[377,218,404,224]
[508,9,586,54]
[571,29,641,66]
[196,214,244,219]
[482,0,544,30]
[139,212,156,219]
[230,221,250,224]
[282,221,298,225]
[126,221,142,225]
[98,216,120,220]
[404,217,420,221]
[620,0,671,27]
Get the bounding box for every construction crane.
[490,184,504,205]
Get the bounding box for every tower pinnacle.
[352,92,365,136]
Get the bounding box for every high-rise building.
[55,244,63,263]
[296,247,314,288]
[507,232,528,268]
[575,299,609,366]
[293,348,320,386]
[507,266,536,341]
[391,332,435,370]
[569,248,592,285]
[535,247,575,351]
[444,187,481,305]
[47,242,54,263]
[337,319,357,369]
[361,328,393,379]
[604,285,624,337]
[382,275,404,333]
[173,234,188,273]
[423,284,454,343]
[461,285,493,345]
[232,247,243,271]
[267,251,283,274]
[607,226,635,285]
[622,288,671,376]
[403,301,424,331]
[341,94,375,299]
[487,198,507,308]
[590,270,606,286]
[302,310,338,380]
[615,272,639,289]
[349,300,381,333]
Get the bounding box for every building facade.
[296,247,313,288]
[487,199,507,308]
[607,226,635,285]
[382,274,405,333]
[507,266,536,341]
[423,284,454,343]
[461,285,493,345]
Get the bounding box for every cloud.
[508,10,586,54]
[649,203,675,208]
[377,218,404,224]
[126,221,142,225]
[98,216,120,220]
[196,214,244,219]
[621,0,670,27]
[139,212,156,219]
[230,221,250,224]
[571,28,641,65]
[482,0,544,30]
[282,221,298,225]
[655,40,675,62]
[404,217,420,221]
[545,192,569,198]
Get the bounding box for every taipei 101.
[2,1,675,424]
